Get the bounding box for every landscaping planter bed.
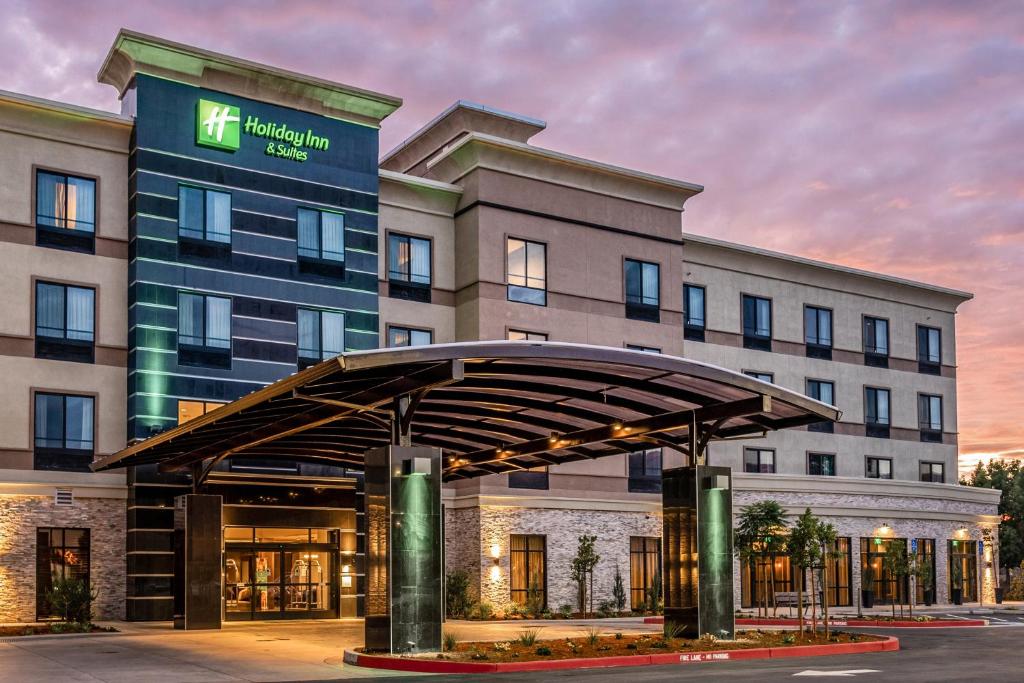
[345,630,896,673]
[644,616,986,627]
[0,624,117,638]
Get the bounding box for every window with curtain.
[742,295,772,350]
[863,316,889,365]
[804,305,833,359]
[34,393,94,471]
[865,387,890,438]
[36,528,90,620]
[387,326,432,348]
[918,394,943,442]
[297,308,345,367]
[387,234,431,302]
[36,171,95,232]
[917,325,941,374]
[628,448,662,493]
[178,292,231,368]
[35,282,95,363]
[507,238,546,305]
[629,537,661,610]
[625,259,660,322]
[509,535,546,606]
[744,447,775,473]
[178,186,231,243]
[808,452,836,476]
[806,379,836,433]
[684,284,706,341]
[297,208,345,262]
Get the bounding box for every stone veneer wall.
[445,506,662,613]
[0,494,125,622]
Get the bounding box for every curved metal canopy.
[93,342,840,481]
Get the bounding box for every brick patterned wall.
[0,494,125,622]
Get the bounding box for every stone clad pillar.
[663,465,734,639]
[172,493,222,630]
[364,446,443,653]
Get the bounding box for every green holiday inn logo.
[196,99,241,151]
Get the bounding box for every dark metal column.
[364,445,443,653]
[663,465,734,639]
[172,493,223,630]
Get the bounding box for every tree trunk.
[589,570,594,619]
[763,558,770,619]
[770,552,778,617]
[909,574,914,619]
[797,567,804,636]
[810,568,818,633]
[822,561,830,639]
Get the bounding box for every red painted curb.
[342,636,899,674]
[643,616,986,627]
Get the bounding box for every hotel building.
[0,30,999,624]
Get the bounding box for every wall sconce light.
[878,523,892,536]
[490,544,501,565]
[341,564,352,588]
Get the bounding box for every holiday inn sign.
[195,98,330,162]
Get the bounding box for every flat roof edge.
[379,169,462,194]
[0,88,131,125]
[683,233,974,301]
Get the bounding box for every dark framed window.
[297,308,345,369]
[808,452,836,476]
[178,292,231,368]
[806,379,835,433]
[861,537,910,605]
[918,394,943,442]
[178,185,231,243]
[948,540,978,602]
[625,259,660,322]
[387,233,431,302]
[387,326,432,348]
[508,466,549,490]
[917,325,941,374]
[628,448,662,493]
[33,393,94,472]
[510,535,546,607]
[919,461,945,484]
[683,284,706,341]
[35,282,95,363]
[507,238,546,305]
[744,447,775,473]
[36,528,90,620]
[744,370,774,383]
[629,537,661,610]
[863,316,889,367]
[508,329,548,341]
[35,170,95,253]
[865,387,890,438]
[742,295,772,351]
[627,344,661,353]
[804,305,833,359]
[866,456,892,479]
[297,208,345,275]
[914,539,936,605]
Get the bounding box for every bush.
[443,631,459,652]
[526,581,545,618]
[535,646,552,656]
[471,601,494,620]
[612,564,628,614]
[46,577,96,625]
[597,600,615,618]
[517,628,540,646]
[557,603,573,619]
[582,626,601,646]
[665,620,687,640]
[651,640,670,649]
[445,571,473,618]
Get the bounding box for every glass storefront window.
[914,539,936,604]
[510,535,546,607]
[860,537,909,605]
[629,537,661,610]
[948,540,978,602]
[224,526,254,542]
[741,537,852,608]
[36,527,90,620]
[255,528,310,543]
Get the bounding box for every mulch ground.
[434,629,880,663]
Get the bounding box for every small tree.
[46,576,97,625]
[445,570,473,618]
[735,500,788,618]
[787,508,819,635]
[570,535,600,617]
[882,539,910,619]
[1005,560,1024,600]
[647,569,663,614]
[908,551,933,618]
[816,521,840,638]
[611,564,628,615]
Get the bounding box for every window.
[744,371,774,383]
[866,456,892,480]
[508,466,549,490]
[508,329,548,341]
[918,394,943,442]
[948,540,978,602]
[625,259,660,322]
[178,400,226,425]
[510,535,546,607]
[178,185,231,243]
[806,379,835,433]
[808,453,836,476]
[864,387,890,438]
[804,305,833,359]
[36,528,90,620]
[863,316,889,367]
[387,326,432,348]
[917,325,941,374]
[35,282,95,363]
[507,238,546,305]
[297,207,345,265]
[178,293,231,367]
[33,393,94,472]
[36,170,95,253]
[387,234,431,302]
[861,537,910,605]
[920,461,945,484]
[629,537,661,610]
[742,295,772,351]
[628,448,662,493]
[683,284,706,341]
[626,344,661,353]
[297,308,345,368]
[744,447,775,473]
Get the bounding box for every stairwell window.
[507,238,546,305]
[625,259,660,322]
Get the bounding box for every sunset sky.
[4,1,1020,473]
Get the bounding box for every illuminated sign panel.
[196,99,241,151]
[195,98,330,162]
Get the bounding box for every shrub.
[651,640,670,649]
[597,600,615,618]
[442,631,459,652]
[782,634,796,644]
[473,601,494,620]
[470,650,488,660]
[612,564,628,614]
[517,628,540,646]
[626,642,638,650]
[526,581,545,618]
[46,577,96,625]
[540,608,554,620]
[505,602,522,618]
[445,570,473,618]
[614,632,623,640]
[535,646,552,656]
[582,626,601,646]
[665,620,687,640]
[557,603,574,619]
